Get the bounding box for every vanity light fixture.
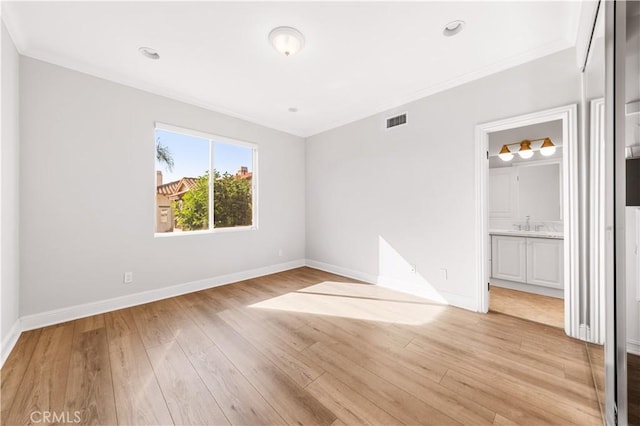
[269,26,305,57]
[497,137,556,161]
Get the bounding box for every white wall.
[1,20,21,362]
[305,47,581,310]
[19,57,306,318]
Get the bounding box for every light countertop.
[489,229,564,240]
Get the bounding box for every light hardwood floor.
[489,286,564,329]
[630,353,640,426]
[1,267,603,425]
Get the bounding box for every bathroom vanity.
[489,229,564,298]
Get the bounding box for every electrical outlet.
[278,248,283,257]
[410,264,416,274]
[441,268,448,280]
[123,272,133,284]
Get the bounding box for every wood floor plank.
[324,339,495,425]
[188,303,337,426]
[489,286,564,329]
[304,341,461,425]
[628,353,640,426]
[0,329,42,423]
[147,342,229,426]
[130,302,175,349]
[5,323,75,425]
[407,336,601,424]
[187,342,286,426]
[306,372,403,426]
[153,298,286,425]
[1,267,604,426]
[217,307,324,387]
[63,323,117,425]
[440,368,573,425]
[105,309,174,425]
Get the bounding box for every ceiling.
[3,1,582,137]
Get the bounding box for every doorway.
[475,104,582,339]
[486,120,565,328]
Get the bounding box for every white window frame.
[154,122,258,237]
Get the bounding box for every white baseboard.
[1,318,22,367]
[629,339,640,356]
[305,259,377,284]
[305,259,478,312]
[490,278,564,299]
[19,259,306,332]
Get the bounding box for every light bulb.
[540,146,556,156]
[499,152,514,161]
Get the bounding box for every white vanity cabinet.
[491,234,564,289]
[491,235,527,282]
[526,238,564,289]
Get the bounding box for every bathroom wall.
[488,120,564,232]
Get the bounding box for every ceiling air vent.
[386,113,407,129]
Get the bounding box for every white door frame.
[474,104,579,338]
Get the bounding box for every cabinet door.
[489,168,517,218]
[491,235,526,282]
[526,238,564,289]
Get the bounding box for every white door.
[526,238,564,289]
[491,235,526,282]
[489,168,517,218]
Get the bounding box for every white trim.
[475,104,579,339]
[154,227,257,238]
[154,122,258,235]
[590,98,606,344]
[304,259,377,284]
[490,278,564,299]
[0,319,22,368]
[19,259,305,332]
[155,122,258,150]
[304,260,477,312]
[628,339,640,356]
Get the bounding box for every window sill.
[154,226,257,238]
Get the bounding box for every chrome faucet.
[524,216,531,231]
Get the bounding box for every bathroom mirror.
[517,162,562,221]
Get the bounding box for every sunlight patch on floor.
[249,281,446,325]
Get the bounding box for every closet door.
[604,1,628,423]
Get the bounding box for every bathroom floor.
[489,286,564,329]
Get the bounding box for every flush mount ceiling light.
[497,137,557,161]
[442,20,465,37]
[269,26,305,57]
[139,46,160,60]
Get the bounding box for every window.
[154,123,257,235]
